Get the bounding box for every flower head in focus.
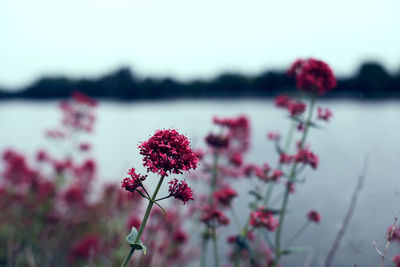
[139,129,198,176]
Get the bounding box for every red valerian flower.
[60,91,97,132]
[317,107,333,121]
[288,101,306,116]
[393,255,400,267]
[267,131,281,141]
[213,186,237,207]
[269,169,284,182]
[294,148,319,169]
[286,59,304,77]
[249,207,279,231]
[36,150,48,162]
[274,94,292,108]
[279,153,293,164]
[46,129,65,139]
[172,229,189,244]
[139,129,198,176]
[200,205,230,226]
[64,185,86,205]
[213,115,251,154]
[168,179,194,204]
[79,142,91,151]
[121,168,147,193]
[72,91,97,107]
[287,58,336,95]
[68,235,100,261]
[254,163,271,182]
[205,133,230,149]
[307,210,321,223]
[229,152,243,166]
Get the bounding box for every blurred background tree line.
[1,61,399,101]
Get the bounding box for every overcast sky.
[1,0,400,88]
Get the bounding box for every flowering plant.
[120,129,198,266]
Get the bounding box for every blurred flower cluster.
[0,92,194,267]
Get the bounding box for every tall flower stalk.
[120,129,198,266]
[225,58,336,267]
[272,58,336,266]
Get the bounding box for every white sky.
[1,0,400,89]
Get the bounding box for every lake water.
[1,99,400,266]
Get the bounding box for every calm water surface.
[1,99,400,266]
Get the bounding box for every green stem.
[286,221,309,247]
[283,118,296,154]
[211,227,219,267]
[272,94,316,266]
[234,246,240,267]
[263,182,275,206]
[200,151,219,266]
[230,207,242,232]
[208,151,219,203]
[264,91,303,206]
[199,236,208,267]
[121,175,166,267]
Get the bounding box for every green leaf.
[125,227,147,255]
[125,227,138,244]
[155,202,167,216]
[130,241,147,255]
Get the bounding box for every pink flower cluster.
[59,91,97,132]
[288,101,307,116]
[307,210,321,223]
[274,94,307,118]
[393,255,400,267]
[168,179,194,204]
[121,168,147,193]
[213,186,237,207]
[278,148,319,170]
[68,235,100,261]
[205,133,230,149]
[200,205,230,226]
[250,163,284,183]
[294,148,319,169]
[139,129,199,176]
[249,207,279,231]
[213,115,251,154]
[287,58,336,95]
[317,107,333,121]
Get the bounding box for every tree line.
[0,61,399,101]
